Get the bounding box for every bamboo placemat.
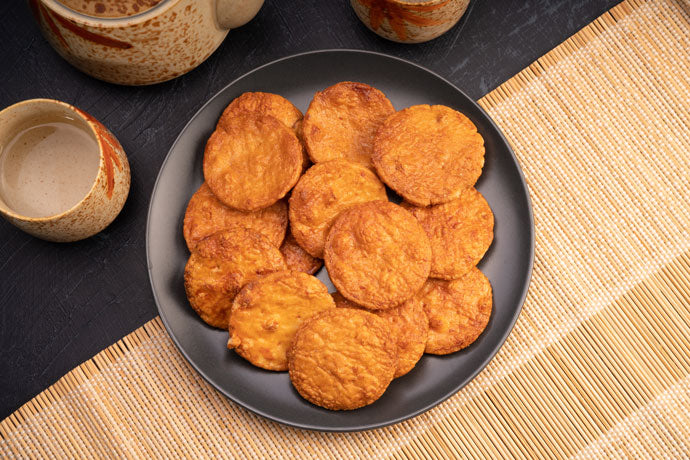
[2,0,689,457]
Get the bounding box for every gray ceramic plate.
[147,50,534,432]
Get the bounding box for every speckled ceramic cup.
[29,0,264,85]
[0,99,130,242]
[351,0,470,44]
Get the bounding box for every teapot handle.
[216,0,264,30]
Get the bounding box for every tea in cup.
[0,99,130,242]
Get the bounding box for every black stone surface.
[0,0,618,420]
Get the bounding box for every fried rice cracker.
[302,81,394,166]
[402,188,494,279]
[324,201,431,310]
[183,228,287,329]
[289,160,387,258]
[183,183,287,251]
[288,308,397,410]
[419,268,493,354]
[372,104,485,206]
[228,271,334,371]
[203,113,303,211]
[332,292,428,378]
[217,92,302,132]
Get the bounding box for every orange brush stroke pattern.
[35,2,70,49]
[75,108,123,199]
[357,0,451,41]
[50,12,133,49]
[31,0,133,51]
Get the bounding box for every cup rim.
[361,0,452,5]
[41,0,179,26]
[0,98,105,222]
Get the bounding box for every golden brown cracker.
[280,229,323,275]
[403,188,494,279]
[183,183,288,251]
[373,104,485,206]
[302,81,395,166]
[228,271,335,371]
[183,228,287,329]
[419,268,493,355]
[332,292,428,378]
[289,160,387,258]
[324,201,431,310]
[288,308,397,410]
[217,92,310,173]
[203,113,303,211]
[218,92,302,133]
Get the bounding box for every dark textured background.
[0,0,618,419]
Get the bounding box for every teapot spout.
[216,0,264,30]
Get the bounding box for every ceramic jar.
[29,0,264,85]
[351,0,470,44]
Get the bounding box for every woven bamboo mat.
[2,0,689,457]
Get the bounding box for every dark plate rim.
[146,49,535,432]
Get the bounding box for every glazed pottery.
[29,0,264,85]
[0,99,130,242]
[351,0,470,44]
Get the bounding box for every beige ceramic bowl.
[351,0,470,44]
[0,99,130,242]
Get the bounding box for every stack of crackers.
[182,82,494,411]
